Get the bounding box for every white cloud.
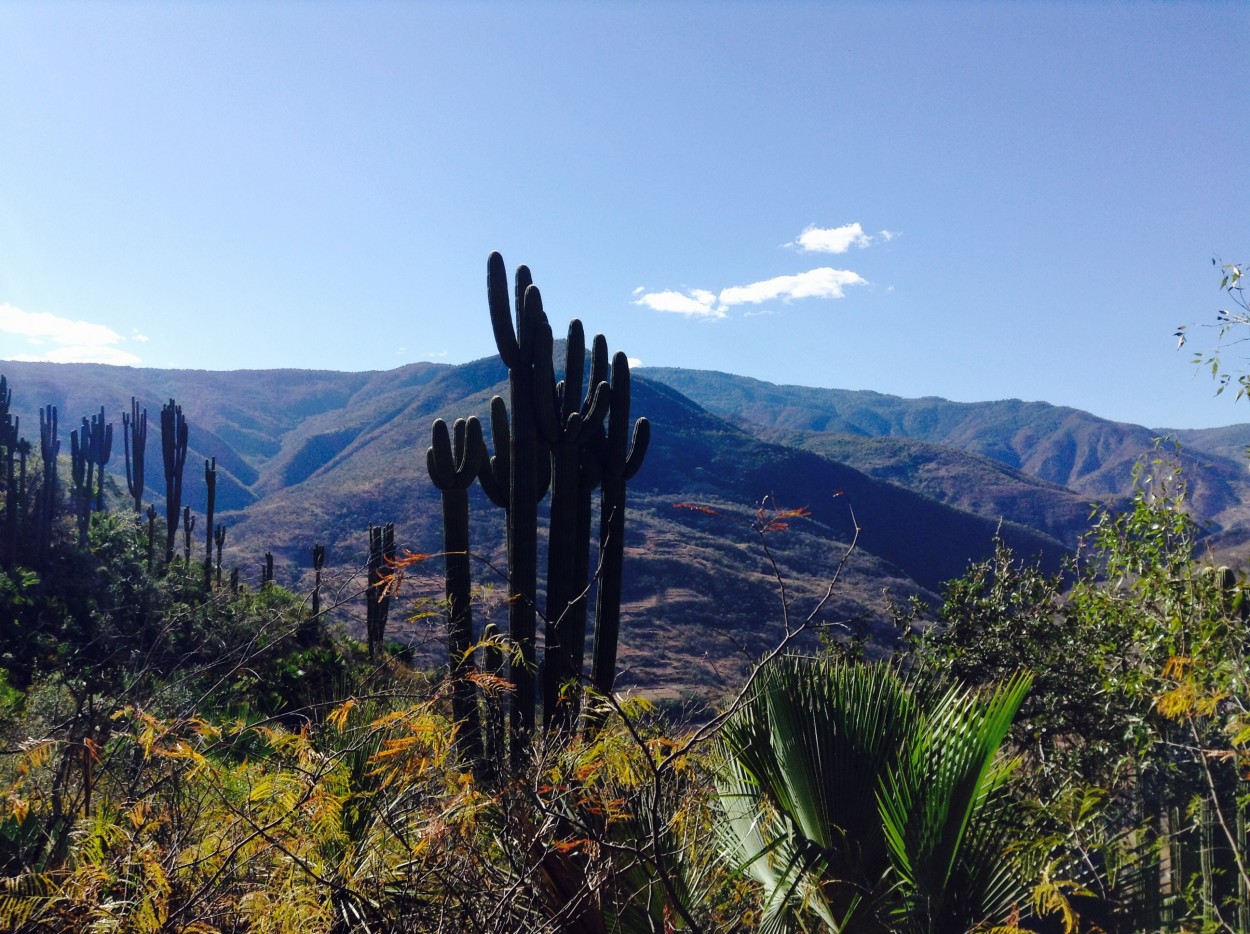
[633,289,724,318]
[789,223,872,254]
[0,302,142,365]
[719,267,866,306]
[626,356,643,369]
[742,308,777,318]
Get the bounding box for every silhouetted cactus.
[0,380,32,570]
[214,523,226,585]
[90,406,112,513]
[591,351,650,697]
[182,505,195,565]
[160,400,189,564]
[484,252,548,757]
[437,253,649,765]
[123,397,147,513]
[203,458,216,589]
[37,406,59,567]
[262,551,274,587]
[69,418,93,545]
[366,524,395,660]
[428,416,485,762]
[535,320,610,731]
[145,504,157,572]
[301,543,326,646]
[1,377,20,566]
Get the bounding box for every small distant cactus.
[123,397,147,513]
[182,505,195,565]
[160,400,189,564]
[214,523,227,585]
[37,405,59,566]
[300,543,326,647]
[366,524,395,660]
[203,458,216,589]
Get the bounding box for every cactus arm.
[478,396,510,509]
[488,252,520,368]
[624,417,650,479]
[561,320,586,425]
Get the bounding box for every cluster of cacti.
[69,407,113,544]
[0,376,30,567]
[0,376,252,596]
[426,252,650,767]
[366,523,395,660]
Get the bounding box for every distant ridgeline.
[5,286,1247,698]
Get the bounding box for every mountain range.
[3,357,1247,698]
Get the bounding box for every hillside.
[0,358,1077,696]
[641,367,1250,549]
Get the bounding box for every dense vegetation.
[0,258,1248,931]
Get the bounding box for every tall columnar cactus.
[366,523,395,660]
[214,524,227,586]
[534,320,610,731]
[123,397,147,513]
[203,458,216,590]
[428,416,485,762]
[182,505,195,565]
[37,405,59,566]
[69,418,93,545]
[160,400,189,564]
[1,378,19,566]
[145,504,157,572]
[262,551,274,586]
[440,253,650,765]
[90,406,112,513]
[302,543,326,646]
[4,437,30,569]
[484,251,548,757]
[591,352,650,696]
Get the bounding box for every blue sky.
[0,2,1245,429]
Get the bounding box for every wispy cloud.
[634,289,723,318]
[720,268,866,305]
[633,268,866,319]
[0,303,142,365]
[634,224,881,320]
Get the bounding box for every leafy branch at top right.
[1176,258,1247,399]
